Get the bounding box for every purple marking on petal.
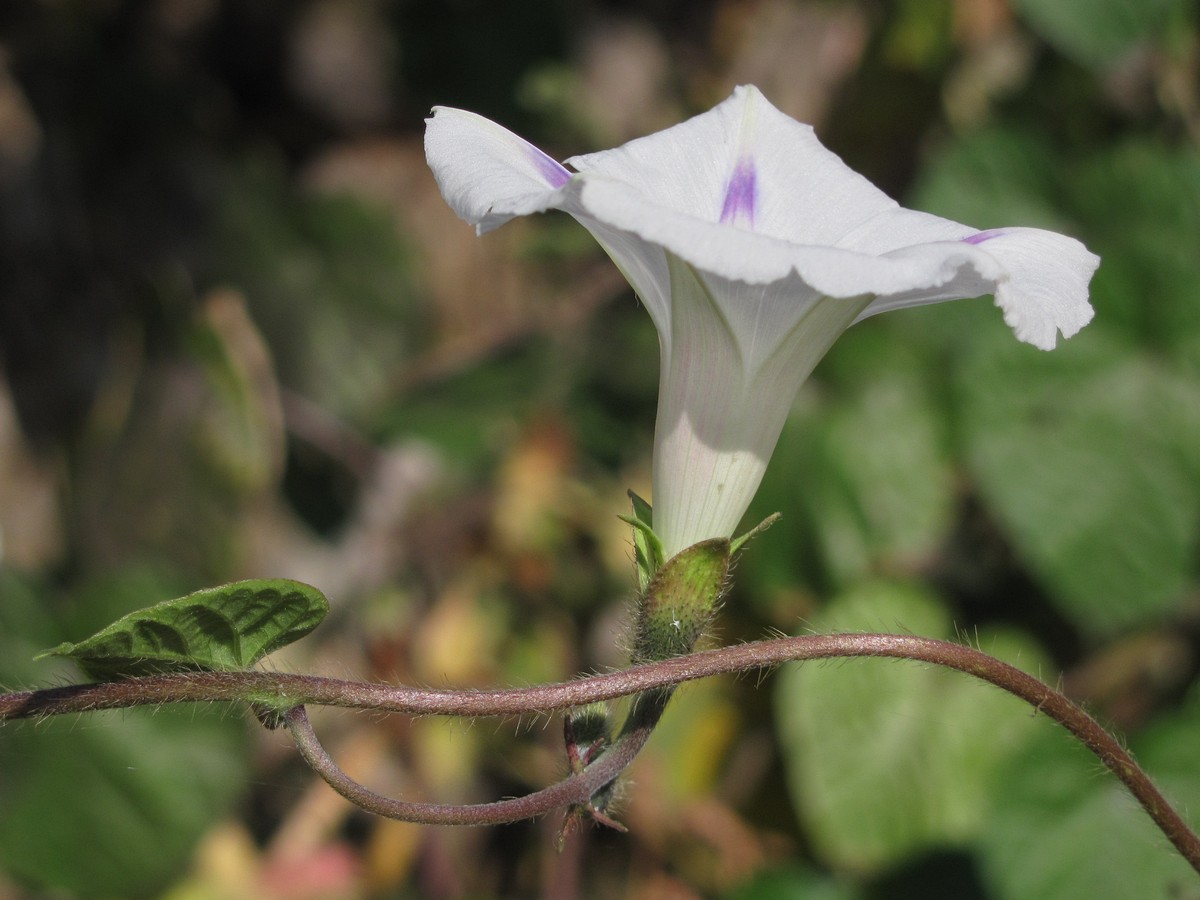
[962,229,1005,245]
[527,145,572,188]
[719,157,757,228]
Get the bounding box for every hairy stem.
[284,704,656,826]
[2,633,1198,873]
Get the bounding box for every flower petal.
[571,175,1005,298]
[836,203,976,252]
[977,228,1098,349]
[425,106,571,234]
[651,256,871,556]
[424,87,1099,554]
[859,228,1099,349]
[568,85,903,245]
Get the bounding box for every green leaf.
[0,708,247,898]
[810,378,952,585]
[1010,0,1186,69]
[912,130,1200,635]
[628,488,655,531]
[724,864,862,900]
[775,581,1051,872]
[39,578,330,679]
[978,701,1200,899]
[958,333,1200,635]
[0,572,248,898]
[377,339,562,466]
[214,157,421,422]
[911,128,1076,233]
[1067,142,1200,367]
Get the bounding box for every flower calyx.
[634,537,732,663]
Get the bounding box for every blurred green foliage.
[1010,0,1191,68]
[1,0,1198,898]
[0,572,249,897]
[777,582,1049,872]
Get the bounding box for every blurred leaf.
[724,864,861,900]
[1010,0,1185,68]
[744,325,954,595]
[1067,142,1200,365]
[978,700,1200,898]
[379,340,562,466]
[561,299,659,469]
[916,132,1200,366]
[72,304,293,581]
[914,130,1200,635]
[911,129,1076,233]
[808,335,954,585]
[883,0,955,71]
[958,332,1200,635]
[0,573,63,684]
[0,574,248,898]
[776,581,1051,872]
[214,157,421,422]
[40,579,329,679]
[188,290,286,495]
[0,709,247,899]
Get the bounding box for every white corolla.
[425,85,1098,559]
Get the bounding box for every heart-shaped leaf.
[38,579,329,680]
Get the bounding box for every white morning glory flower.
[425,85,1099,560]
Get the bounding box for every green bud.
[633,537,731,662]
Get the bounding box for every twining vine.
[3,631,1199,875]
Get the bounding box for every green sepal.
[619,490,665,592]
[730,512,781,557]
[633,537,731,662]
[37,579,330,681]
